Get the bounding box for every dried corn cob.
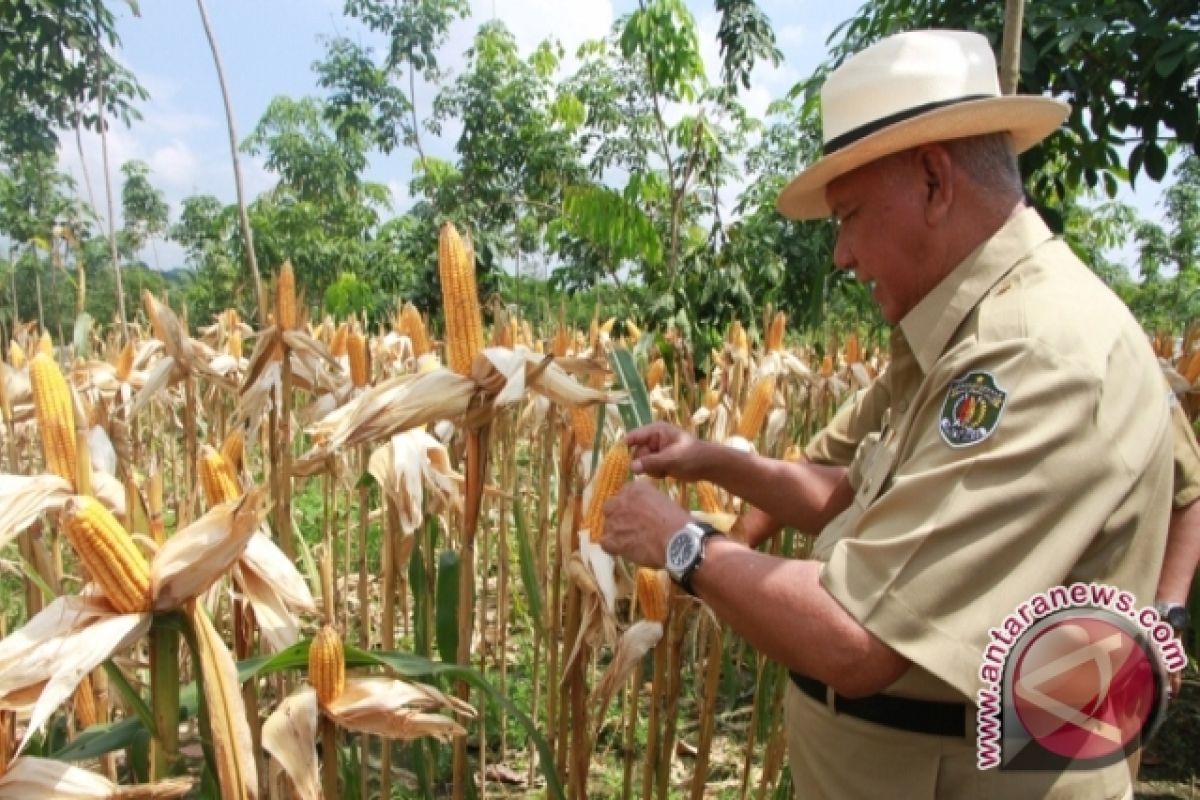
[0,711,12,777]
[115,341,135,382]
[401,302,432,357]
[220,429,244,475]
[61,495,152,614]
[276,260,297,331]
[845,332,861,364]
[696,481,722,514]
[200,445,240,506]
[309,624,346,706]
[227,330,243,359]
[438,222,484,377]
[330,322,350,358]
[37,331,53,356]
[8,341,26,368]
[551,327,571,358]
[348,330,369,387]
[73,673,97,729]
[736,375,776,441]
[570,404,597,449]
[766,311,787,352]
[584,442,630,542]
[625,320,642,340]
[646,359,665,390]
[30,353,79,486]
[636,568,670,623]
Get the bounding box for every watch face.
[667,529,700,572]
[1165,605,1190,631]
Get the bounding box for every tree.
[119,160,169,266]
[0,0,147,159]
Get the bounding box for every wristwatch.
[665,521,720,596]
[1155,601,1191,633]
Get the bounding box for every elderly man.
[600,30,1172,798]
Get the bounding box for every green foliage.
[714,0,783,92]
[323,270,375,318]
[119,159,168,259]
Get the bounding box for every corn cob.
[200,445,240,506]
[845,332,861,364]
[704,388,721,410]
[276,261,297,331]
[0,711,12,778]
[309,624,346,706]
[114,341,135,382]
[30,353,79,486]
[73,673,97,729]
[8,341,25,368]
[636,568,670,623]
[736,375,776,441]
[61,495,152,614]
[37,331,53,356]
[227,330,243,359]
[438,222,484,377]
[585,442,630,542]
[551,328,571,358]
[727,321,748,355]
[401,302,432,357]
[819,354,833,378]
[520,320,533,347]
[696,481,722,514]
[570,404,597,450]
[220,429,244,475]
[625,320,642,340]
[330,322,350,358]
[766,311,787,352]
[348,330,369,387]
[646,359,665,390]
[599,316,616,335]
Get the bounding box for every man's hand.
[626,422,712,481]
[600,479,691,569]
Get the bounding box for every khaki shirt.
[811,208,1173,705]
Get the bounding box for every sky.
[59,0,1173,272]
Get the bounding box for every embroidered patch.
[938,371,1006,448]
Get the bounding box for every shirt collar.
[898,207,1055,374]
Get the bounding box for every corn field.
[1,220,1194,799]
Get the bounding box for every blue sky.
[62,0,1170,270]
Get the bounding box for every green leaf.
[609,347,654,431]
[513,496,544,633]
[435,549,461,666]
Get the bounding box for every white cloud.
[149,141,200,189]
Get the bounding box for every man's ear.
[916,144,954,224]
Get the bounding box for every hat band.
[823,94,991,155]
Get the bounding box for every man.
[600,30,1172,798]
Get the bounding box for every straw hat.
[776,30,1070,221]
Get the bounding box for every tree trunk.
[195,0,268,325]
[97,71,128,338]
[999,0,1025,95]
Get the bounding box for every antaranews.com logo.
[976,583,1185,771]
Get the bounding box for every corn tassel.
[438,222,484,377]
[200,445,241,506]
[585,442,631,542]
[309,624,346,706]
[736,375,776,441]
[276,260,298,331]
[61,495,152,614]
[348,331,369,387]
[636,568,670,623]
[30,353,79,487]
[696,481,722,514]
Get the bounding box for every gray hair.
[944,133,1022,196]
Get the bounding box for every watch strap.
[678,522,720,596]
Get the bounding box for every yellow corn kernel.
[766,311,787,352]
[200,445,240,506]
[276,261,297,331]
[348,331,369,387]
[30,353,79,487]
[570,404,597,450]
[736,375,776,441]
[636,568,670,623]
[584,442,630,542]
[599,316,616,335]
[113,341,135,382]
[696,481,722,514]
[309,624,346,706]
[727,321,747,355]
[227,330,243,359]
[8,341,26,369]
[625,320,642,340]
[438,222,484,377]
[61,495,152,614]
[0,710,12,778]
[401,303,431,357]
[645,360,665,390]
[37,331,53,356]
[73,673,97,729]
[220,429,245,476]
[704,388,721,410]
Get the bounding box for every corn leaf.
[513,496,543,634]
[609,347,653,431]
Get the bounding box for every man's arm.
[1157,500,1200,607]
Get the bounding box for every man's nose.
[831,228,853,271]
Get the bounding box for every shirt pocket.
[850,423,898,508]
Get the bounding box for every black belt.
[789,672,966,738]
